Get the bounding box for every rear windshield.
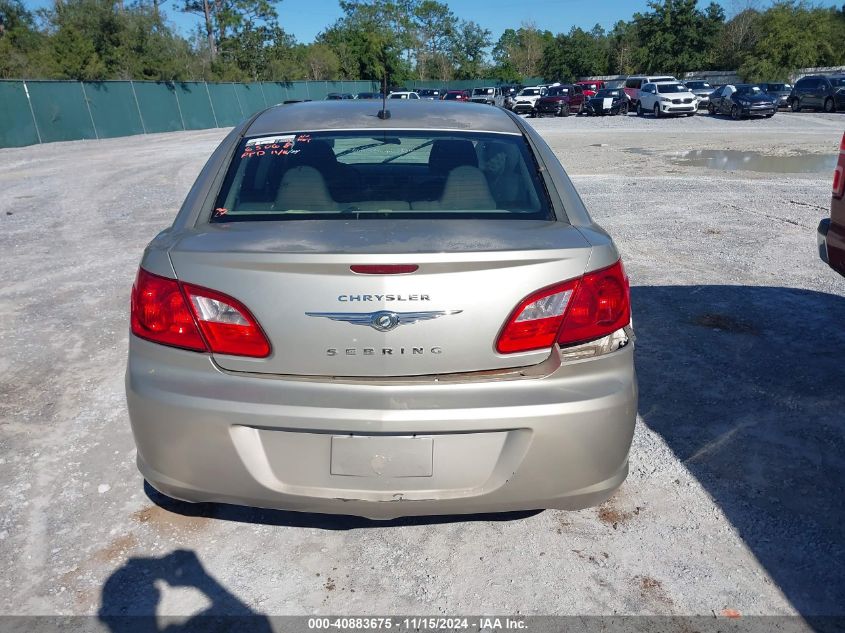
[211,131,554,222]
[596,89,622,98]
[765,83,789,91]
[656,83,687,94]
[547,86,569,96]
[736,85,764,95]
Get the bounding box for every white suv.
[637,82,697,118]
[512,86,547,115]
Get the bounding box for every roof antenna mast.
[378,54,390,119]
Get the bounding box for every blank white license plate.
[330,435,433,478]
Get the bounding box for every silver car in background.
[126,101,637,519]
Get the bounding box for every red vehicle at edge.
[818,131,845,276]
[576,80,606,97]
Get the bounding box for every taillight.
[834,132,845,199]
[495,260,631,354]
[350,264,419,274]
[496,279,579,353]
[130,268,271,358]
[131,269,206,352]
[558,260,630,346]
[182,283,271,357]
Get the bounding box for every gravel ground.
[0,111,843,623]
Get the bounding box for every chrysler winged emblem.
[305,310,462,332]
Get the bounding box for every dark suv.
[789,75,845,113]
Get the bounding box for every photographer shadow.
[99,549,273,633]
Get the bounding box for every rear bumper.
[126,336,638,519]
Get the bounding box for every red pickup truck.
[818,131,845,276]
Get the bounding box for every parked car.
[388,91,420,100]
[637,82,697,117]
[624,74,678,108]
[470,86,505,107]
[417,88,445,100]
[683,80,714,109]
[708,84,777,119]
[789,75,845,113]
[818,131,845,276]
[575,80,606,97]
[759,82,792,109]
[443,90,471,102]
[582,88,630,116]
[534,85,585,117]
[500,85,522,110]
[126,100,637,519]
[511,86,547,115]
[326,93,355,100]
[356,92,384,100]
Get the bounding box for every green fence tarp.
[83,82,144,138]
[133,82,183,133]
[175,82,217,130]
[26,81,96,143]
[207,83,244,126]
[284,82,310,101]
[261,82,287,106]
[0,82,40,147]
[234,83,266,116]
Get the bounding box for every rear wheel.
[824,97,835,113]
[791,99,801,112]
[620,103,629,115]
[731,105,741,120]
[707,102,716,115]
[653,104,661,118]
[636,102,644,117]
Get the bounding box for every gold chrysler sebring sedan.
[126,100,637,519]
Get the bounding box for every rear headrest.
[440,166,496,210]
[292,140,338,169]
[429,139,478,176]
[275,166,338,212]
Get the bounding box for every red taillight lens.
[834,133,845,199]
[130,268,271,358]
[182,283,271,358]
[495,260,631,355]
[131,269,207,352]
[558,260,630,346]
[496,279,580,353]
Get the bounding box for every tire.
[791,99,800,112]
[686,113,694,117]
[560,104,570,117]
[824,97,835,113]
[707,102,716,115]
[731,105,741,120]
[653,104,661,118]
[637,102,644,117]
[621,103,629,115]
[765,113,774,118]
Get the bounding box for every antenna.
[378,57,390,119]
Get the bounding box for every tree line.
[1,0,844,84]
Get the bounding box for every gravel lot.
[1,110,843,623]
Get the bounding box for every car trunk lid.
[168,219,593,377]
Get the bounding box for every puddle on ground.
[627,148,836,173]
